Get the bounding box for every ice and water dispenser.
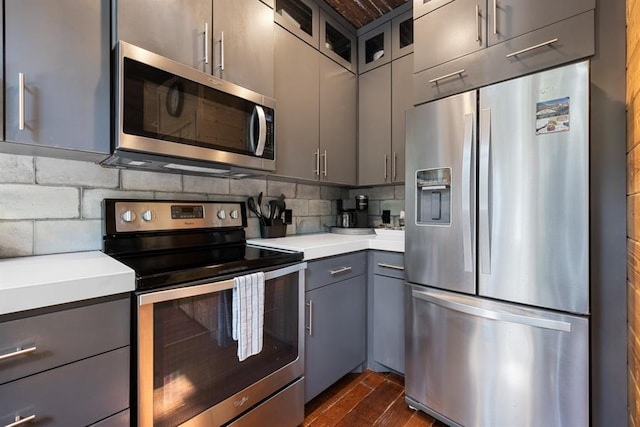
[416,168,451,225]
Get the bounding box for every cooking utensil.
[247,197,265,225]
[257,192,263,216]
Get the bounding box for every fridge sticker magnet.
[535,97,570,135]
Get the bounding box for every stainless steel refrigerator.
[404,61,589,427]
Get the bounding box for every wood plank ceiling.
[323,0,409,29]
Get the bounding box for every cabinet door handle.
[313,148,320,176]
[329,266,352,275]
[5,415,36,427]
[506,38,558,58]
[377,262,404,271]
[392,152,397,180]
[322,150,327,177]
[219,31,225,71]
[0,345,37,362]
[428,69,465,84]
[384,154,388,180]
[306,300,313,336]
[475,4,480,42]
[493,0,497,35]
[204,23,209,65]
[18,72,25,131]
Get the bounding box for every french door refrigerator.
[404,61,589,427]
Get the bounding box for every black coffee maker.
[354,195,368,228]
[337,195,369,228]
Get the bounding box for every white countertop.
[0,251,135,316]
[248,230,404,260]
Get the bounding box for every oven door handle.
[138,262,307,305]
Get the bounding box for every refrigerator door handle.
[479,108,491,274]
[462,113,474,272]
[412,289,572,332]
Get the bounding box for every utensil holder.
[260,219,287,238]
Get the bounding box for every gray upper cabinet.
[414,0,485,74]
[390,53,412,184]
[115,0,212,73]
[359,53,412,186]
[391,11,413,60]
[358,64,391,186]
[275,23,356,185]
[319,55,356,185]
[274,0,319,49]
[274,25,320,181]
[359,22,392,74]
[117,0,274,96]
[4,0,110,157]
[486,0,595,46]
[319,11,357,72]
[212,0,275,97]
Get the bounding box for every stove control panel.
[109,200,246,233]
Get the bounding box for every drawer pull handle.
[377,262,405,271]
[5,415,36,427]
[329,266,352,275]
[0,346,37,362]
[428,69,465,84]
[506,38,558,58]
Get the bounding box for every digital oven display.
[171,205,204,219]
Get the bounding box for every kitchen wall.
[629,0,640,424]
[0,152,404,258]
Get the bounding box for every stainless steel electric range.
[103,199,305,427]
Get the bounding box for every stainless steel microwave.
[101,41,276,176]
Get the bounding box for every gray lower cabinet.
[0,297,130,426]
[4,0,110,158]
[305,252,366,403]
[368,251,405,374]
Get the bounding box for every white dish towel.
[232,272,265,361]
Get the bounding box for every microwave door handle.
[251,105,267,156]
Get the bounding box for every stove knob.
[217,210,226,220]
[141,210,154,222]
[121,210,136,223]
[230,209,239,220]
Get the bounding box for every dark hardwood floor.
[303,370,448,427]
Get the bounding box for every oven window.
[150,274,299,426]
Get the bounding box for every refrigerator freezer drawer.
[405,285,589,427]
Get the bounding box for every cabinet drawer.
[373,252,405,279]
[0,347,129,427]
[413,49,486,105]
[0,297,130,385]
[306,252,366,291]
[484,10,595,85]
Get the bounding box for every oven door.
[136,263,306,427]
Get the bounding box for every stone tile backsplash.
[0,153,405,258]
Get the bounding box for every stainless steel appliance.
[405,61,590,426]
[103,199,305,427]
[101,42,276,177]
